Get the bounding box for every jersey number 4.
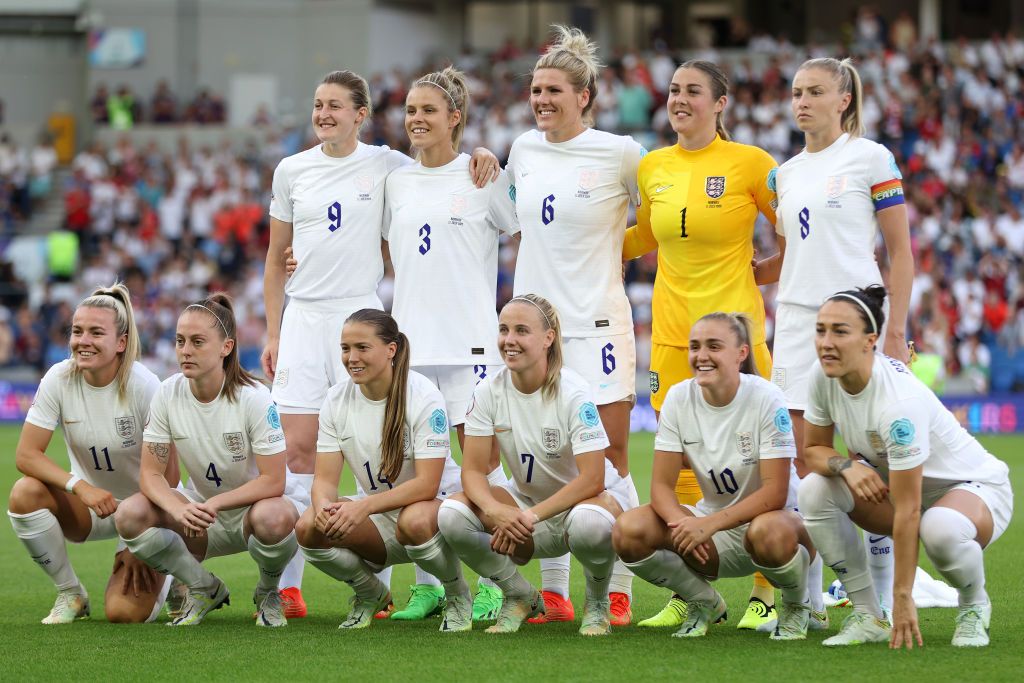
[206,462,223,487]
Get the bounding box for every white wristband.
[65,474,83,493]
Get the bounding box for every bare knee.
[8,477,56,514]
[745,514,798,566]
[104,593,156,623]
[396,505,438,546]
[612,506,659,563]
[294,507,320,547]
[249,499,298,543]
[114,494,158,539]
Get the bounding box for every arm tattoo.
[827,456,853,475]
[148,442,170,464]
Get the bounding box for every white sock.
[866,533,894,611]
[539,555,570,598]
[437,499,533,597]
[9,509,81,591]
[565,505,615,601]
[279,552,305,591]
[625,549,717,602]
[798,473,883,619]
[285,470,314,508]
[807,552,825,611]
[406,532,469,598]
[301,545,384,600]
[413,565,442,587]
[122,526,214,591]
[755,545,810,606]
[487,465,510,487]
[247,532,298,592]
[375,565,393,589]
[620,472,641,509]
[919,506,988,606]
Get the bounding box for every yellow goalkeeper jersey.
[624,135,778,347]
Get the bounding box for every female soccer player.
[384,66,519,620]
[262,69,498,615]
[614,312,817,640]
[769,57,914,613]
[115,294,301,627]
[438,295,632,636]
[8,283,171,624]
[621,60,784,629]
[798,286,1011,649]
[295,310,470,631]
[505,23,641,624]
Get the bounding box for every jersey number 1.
[679,207,688,238]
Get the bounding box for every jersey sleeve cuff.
[24,415,57,431]
[801,413,832,427]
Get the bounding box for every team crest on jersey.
[705,176,726,199]
[771,367,786,389]
[449,195,467,216]
[826,175,847,201]
[114,416,136,438]
[578,169,600,191]
[223,432,244,455]
[354,174,373,200]
[867,430,886,454]
[543,428,561,452]
[649,371,660,394]
[273,369,289,388]
[736,431,755,463]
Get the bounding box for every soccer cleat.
[579,598,611,636]
[821,611,891,646]
[166,578,188,620]
[609,592,632,626]
[637,595,687,627]
[672,593,727,638]
[41,589,90,625]
[391,584,445,620]
[823,579,851,608]
[339,586,392,630]
[280,587,307,618]
[486,590,545,634]
[736,597,776,630]
[374,601,395,619]
[769,602,810,641]
[527,590,573,623]
[952,603,991,648]
[758,608,829,633]
[254,588,287,628]
[471,583,503,621]
[439,592,473,633]
[169,577,230,627]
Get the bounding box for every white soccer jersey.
[507,129,644,337]
[26,360,160,501]
[384,154,519,365]
[269,142,411,302]
[143,375,286,501]
[804,353,1010,491]
[655,374,797,514]
[775,134,905,308]
[464,367,611,501]
[316,371,461,497]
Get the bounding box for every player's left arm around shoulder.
[878,205,914,358]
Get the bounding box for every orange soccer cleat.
[527,590,574,623]
[609,592,632,626]
[374,600,396,619]
[280,587,308,619]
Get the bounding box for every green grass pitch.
[0,426,1020,682]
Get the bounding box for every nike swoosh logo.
[827,561,843,568]
[654,185,672,193]
[867,536,888,543]
[683,440,700,445]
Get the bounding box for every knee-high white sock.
[301,545,385,600]
[470,468,510,591]
[279,552,305,591]
[248,532,298,592]
[375,565,393,589]
[539,555,570,598]
[279,471,313,590]
[920,506,988,606]
[866,533,894,611]
[122,527,214,591]
[9,509,81,591]
[437,499,533,597]
[755,545,810,606]
[625,549,717,602]
[413,565,443,587]
[798,473,882,619]
[807,552,825,611]
[565,505,616,601]
[406,532,469,598]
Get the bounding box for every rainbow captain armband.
[871,179,905,211]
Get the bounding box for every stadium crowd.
[2,28,1023,392]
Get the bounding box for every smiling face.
[175,310,232,380]
[667,66,724,141]
[688,318,747,391]
[791,67,850,135]
[815,300,878,378]
[312,83,365,146]
[530,68,588,140]
[70,306,125,376]
[497,302,555,374]
[405,85,459,153]
[341,321,395,387]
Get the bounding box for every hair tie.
[509,297,551,327]
[830,293,878,334]
[415,79,458,109]
[186,303,230,337]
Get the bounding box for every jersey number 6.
[541,195,555,225]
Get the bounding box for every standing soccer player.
[506,25,642,624]
[115,295,301,627]
[799,286,1011,648]
[8,283,171,624]
[622,60,787,630]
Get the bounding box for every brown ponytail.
[695,311,759,376]
[184,293,258,402]
[679,60,731,142]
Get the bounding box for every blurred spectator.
[107,85,141,130]
[150,80,178,123]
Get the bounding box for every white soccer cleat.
[338,584,391,630]
[757,607,829,633]
[439,592,473,633]
[485,589,545,634]
[672,593,727,638]
[169,577,230,626]
[952,603,991,648]
[41,589,90,624]
[578,597,611,636]
[822,611,891,646]
[769,602,811,641]
[255,588,288,628]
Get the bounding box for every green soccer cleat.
[672,593,727,638]
[169,577,230,627]
[471,583,503,621]
[41,588,90,625]
[391,584,446,620]
[638,595,687,627]
[822,611,891,646]
[952,603,991,648]
[736,597,776,630]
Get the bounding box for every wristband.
[65,474,83,493]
